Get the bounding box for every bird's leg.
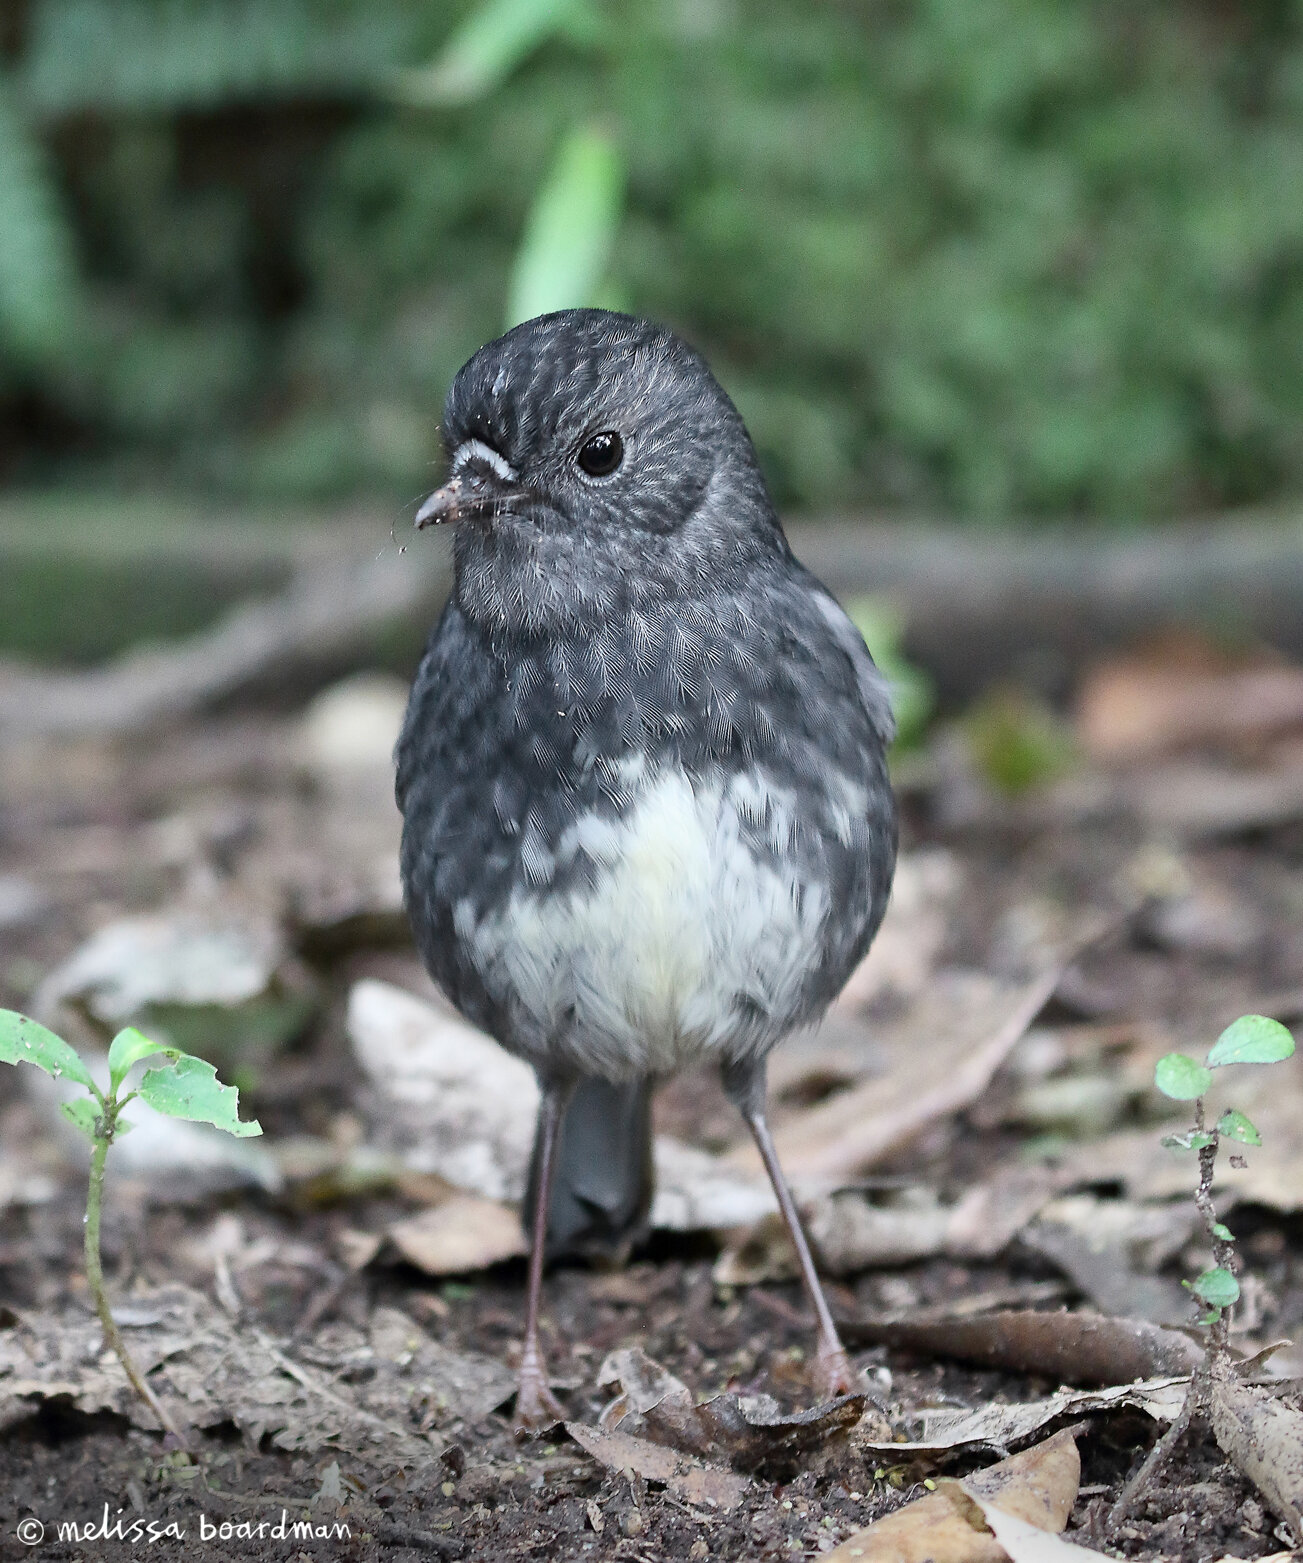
[514,1076,575,1435]
[723,1057,858,1399]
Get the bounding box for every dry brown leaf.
[597,1346,866,1469]
[348,979,538,1203]
[840,1308,1201,1387]
[717,1154,1078,1285]
[35,906,288,1022]
[1209,1366,1303,1538]
[387,1193,527,1275]
[834,849,962,1010]
[1020,1195,1192,1323]
[565,1422,751,1512]
[824,1428,1079,1562]
[649,1137,775,1231]
[0,1286,511,1447]
[1079,648,1303,762]
[349,980,780,1233]
[963,1492,1112,1560]
[1122,754,1303,838]
[852,1379,1186,1458]
[735,968,1059,1181]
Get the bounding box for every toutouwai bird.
[397,309,897,1429]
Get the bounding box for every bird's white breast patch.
[452,765,843,1078]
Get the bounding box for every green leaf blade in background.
[398,0,591,107]
[0,77,78,363]
[506,124,624,328]
[1207,1015,1295,1069]
[137,1053,262,1137]
[1154,1052,1213,1101]
[844,596,936,751]
[0,1009,97,1091]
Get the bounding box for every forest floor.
[3,632,1303,1562]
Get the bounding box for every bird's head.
[416,310,782,634]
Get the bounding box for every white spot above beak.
[452,438,517,484]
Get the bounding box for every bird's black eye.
[576,430,623,477]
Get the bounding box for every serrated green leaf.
[506,125,623,326]
[1207,1015,1295,1068]
[1190,1266,1240,1308]
[137,1055,261,1137]
[398,0,590,107]
[107,1027,170,1094]
[59,1098,102,1142]
[0,1009,97,1092]
[1212,1222,1235,1241]
[1216,1108,1262,1145]
[1154,1052,1212,1101]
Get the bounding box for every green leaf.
[137,1054,262,1138]
[1216,1108,1262,1146]
[59,1098,102,1142]
[1189,1267,1240,1309]
[506,124,623,327]
[0,1009,97,1092]
[0,78,79,362]
[1212,1222,1235,1242]
[398,0,590,106]
[1207,1015,1295,1068]
[962,688,1076,797]
[1154,1052,1213,1101]
[845,596,936,750]
[1161,1129,1216,1151]
[107,1027,169,1094]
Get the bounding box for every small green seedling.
[1109,1013,1295,1528]
[1154,1014,1294,1331]
[0,1009,261,1449]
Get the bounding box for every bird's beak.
[414,478,471,528]
[415,443,522,529]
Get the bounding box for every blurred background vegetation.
[2,0,1303,523]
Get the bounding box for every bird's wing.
[805,584,897,747]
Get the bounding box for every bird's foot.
[814,1338,860,1400]
[512,1348,565,1437]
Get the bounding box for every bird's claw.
[512,1354,566,1437]
[815,1340,860,1400]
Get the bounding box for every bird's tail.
[527,1077,654,1261]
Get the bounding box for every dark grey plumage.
[396,309,897,1422]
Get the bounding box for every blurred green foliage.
[3,0,1303,520]
[845,594,935,750]
[964,686,1077,794]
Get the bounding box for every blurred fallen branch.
[0,547,446,737]
[792,515,1303,704]
[838,1308,1202,1387]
